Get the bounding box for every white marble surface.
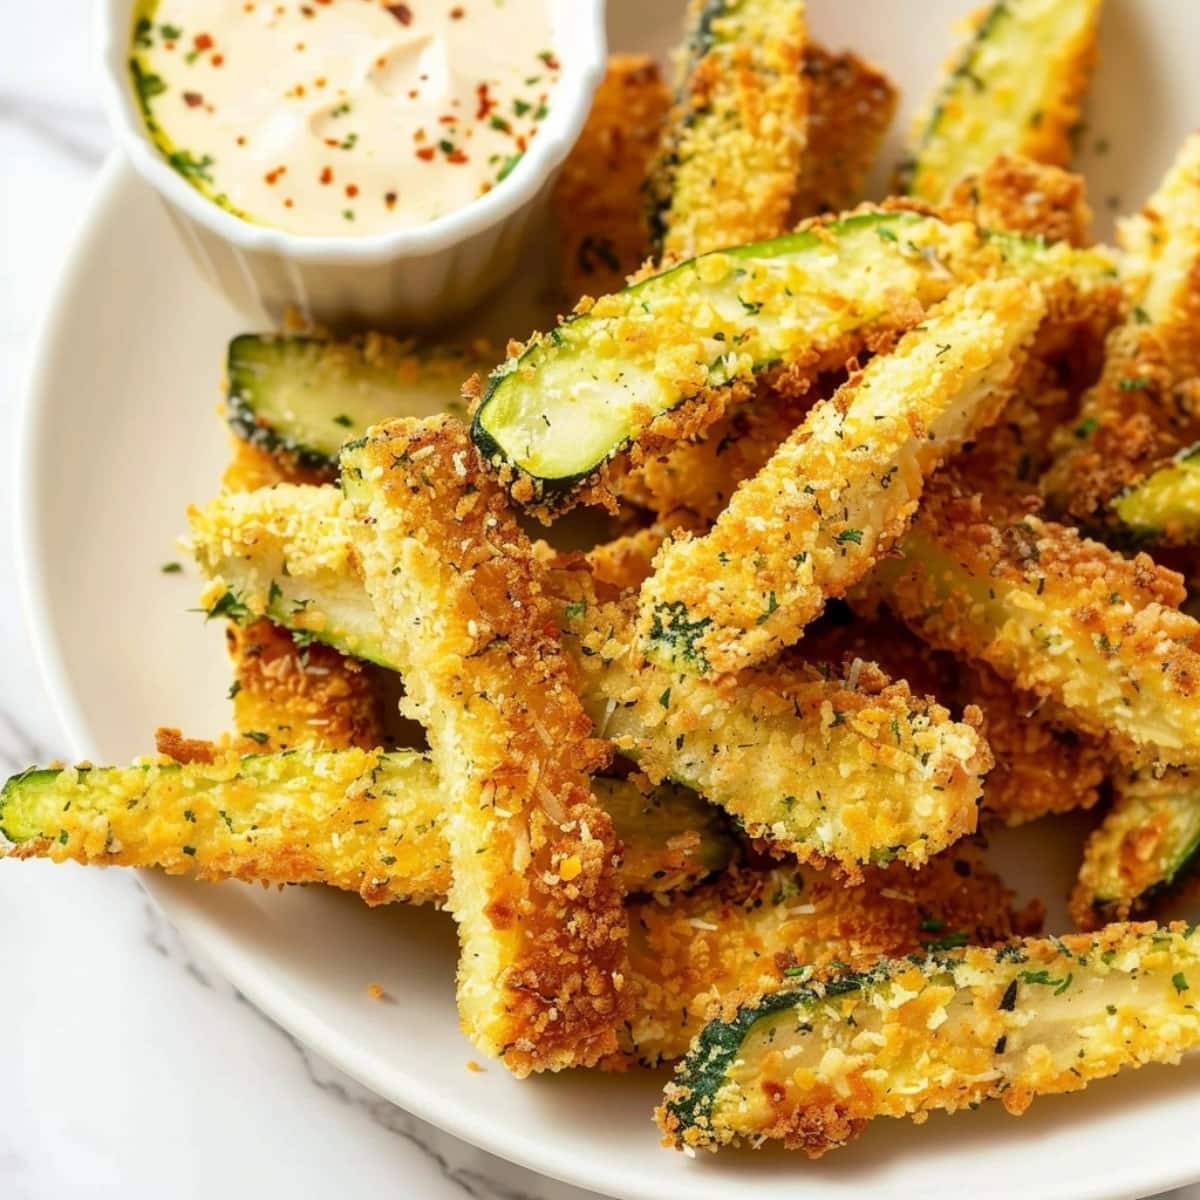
[2,6,1199,1200]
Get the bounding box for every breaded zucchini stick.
[900,0,1103,206]
[340,418,629,1074]
[1072,769,1200,929]
[1043,134,1200,535]
[554,54,672,301]
[647,0,808,261]
[470,211,1117,516]
[623,848,1021,1066]
[190,484,991,875]
[0,750,734,903]
[659,921,1200,1155]
[637,278,1045,676]
[791,46,896,218]
[874,479,1200,768]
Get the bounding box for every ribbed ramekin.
[98,0,606,329]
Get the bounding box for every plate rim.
[16,153,1200,1200]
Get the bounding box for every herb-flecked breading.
[1043,134,1200,539]
[470,209,1117,517]
[872,476,1200,769]
[340,417,630,1075]
[1072,769,1200,929]
[646,0,808,261]
[0,750,734,904]
[554,54,672,302]
[188,483,992,875]
[619,848,1022,1067]
[658,921,1200,1155]
[899,0,1103,206]
[636,278,1046,677]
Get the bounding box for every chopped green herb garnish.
[160,561,183,574]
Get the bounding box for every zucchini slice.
[1072,770,1200,928]
[637,277,1045,676]
[341,418,631,1075]
[227,334,485,471]
[470,211,1116,510]
[0,750,733,902]
[646,0,808,260]
[659,921,1200,1155]
[900,0,1103,205]
[190,481,990,874]
[874,480,1200,769]
[624,849,1019,1066]
[1043,133,1200,532]
[1113,444,1200,544]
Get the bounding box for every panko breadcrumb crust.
[342,418,630,1075]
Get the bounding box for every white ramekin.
[97,0,606,329]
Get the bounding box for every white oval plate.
[17,3,1200,1198]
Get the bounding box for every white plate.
[17,3,1200,1198]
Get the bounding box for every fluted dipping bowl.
[97,0,607,328]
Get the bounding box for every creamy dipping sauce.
[129,0,561,236]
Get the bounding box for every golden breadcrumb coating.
[637,278,1044,676]
[875,477,1200,768]
[554,54,671,301]
[619,847,1022,1066]
[659,921,1200,1155]
[226,619,382,752]
[806,613,1108,826]
[901,0,1102,205]
[647,0,808,260]
[1072,768,1200,929]
[341,417,629,1076]
[1043,134,1200,530]
[792,46,897,218]
[221,436,334,491]
[946,154,1093,247]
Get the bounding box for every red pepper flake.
[183,91,204,107]
[264,165,287,185]
[324,138,339,148]
[315,76,327,88]
[319,166,334,184]
[450,6,465,17]
[384,191,398,210]
[194,33,214,52]
[447,149,468,164]
[211,53,225,67]
[284,198,295,208]
[538,50,560,71]
[415,146,435,161]
[516,134,528,152]
[386,4,413,25]
[236,135,247,146]
[345,183,359,198]
[475,83,496,121]
[439,115,457,125]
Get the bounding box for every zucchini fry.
[646,0,808,261]
[190,484,991,874]
[791,47,896,219]
[0,751,734,902]
[659,921,1200,1155]
[874,478,1200,768]
[900,0,1103,206]
[1043,134,1200,536]
[1072,769,1200,929]
[637,278,1045,676]
[340,417,629,1075]
[555,55,672,301]
[469,211,1117,516]
[623,848,1021,1066]
[228,332,485,473]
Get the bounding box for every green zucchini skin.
[470,211,1116,508]
[227,334,485,470]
